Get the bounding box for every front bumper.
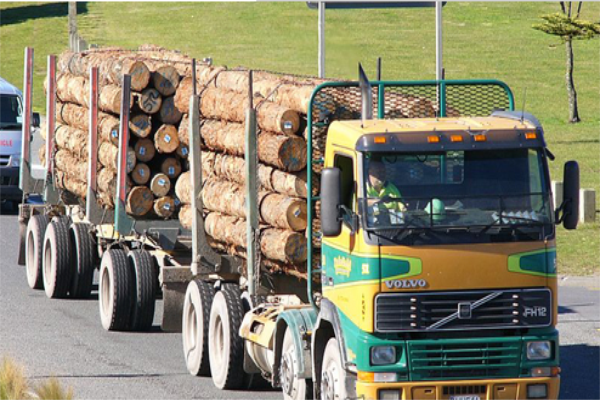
[0,166,22,201]
[357,376,559,400]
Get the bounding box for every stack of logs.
[39,45,324,278]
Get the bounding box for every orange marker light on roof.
[450,135,463,142]
[525,132,537,140]
[473,134,487,142]
[374,136,387,144]
[427,135,440,143]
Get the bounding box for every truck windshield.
[360,148,552,237]
[0,95,23,129]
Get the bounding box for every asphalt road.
[0,209,598,399]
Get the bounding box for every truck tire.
[182,279,215,376]
[25,214,49,289]
[42,219,73,298]
[208,288,246,389]
[99,249,133,331]
[128,250,156,331]
[320,338,347,400]
[281,328,309,400]
[69,223,97,299]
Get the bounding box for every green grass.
[1,2,598,274]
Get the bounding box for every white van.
[0,77,39,207]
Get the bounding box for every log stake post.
[86,66,109,223]
[245,71,260,295]
[19,47,42,195]
[115,74,134,235]
[189,70,222,276]
[43,55,59,204]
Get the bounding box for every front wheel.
[320,338,347,400]
[281,328,310,400]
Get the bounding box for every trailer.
[18,46,581,400]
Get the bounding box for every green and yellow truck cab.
[241,76,579,400]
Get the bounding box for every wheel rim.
[281,351,295,396]
[186,303,197,350]
[321,369,336,400]
[43,238,52,287]
[214,316,224,366]
[26,230,36,279]
[100,266,111,317]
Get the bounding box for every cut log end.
[126,186,154,216]
[134,138,156,162]
[152,65,180,97]
[155,124,180,154]
[130,114,152,138]
[153,196,176,218]
[131,163,151,185]
[138,88,162,114]
[150,173,171,198]
[161,157,182,179]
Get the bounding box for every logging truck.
[18,45,580,400]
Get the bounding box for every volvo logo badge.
[458,302,472,319]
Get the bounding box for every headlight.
[370,346,396,365]
[527,341,551,360]
[9,155,20,167]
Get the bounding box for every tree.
[533,2,600,123]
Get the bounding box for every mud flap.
[161,266,193,332]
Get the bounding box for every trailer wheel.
[69,223,97,299]
[25,214,49,289]
[99,249,133,331]
[281,328,309,400]
[42,219,73,298]
[208,288,246,389]
[320,338,347,400]
[128,250,157,331]
[182,279,215,376]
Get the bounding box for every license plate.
[449,396,480,400]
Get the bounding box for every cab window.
[333,154,354,210]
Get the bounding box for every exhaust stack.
[359,63,373,125]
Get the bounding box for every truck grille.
[375,288,551,332]
[409,338,521,380]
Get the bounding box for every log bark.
[201,120,306,172]
[203,212,307,264]
[154,124,180,154]
[55,124,88,158]
[201,151,309,198]
[134,138,156,162]
[174,171,192,205]
[159,96,182,125]
[131,163,151,185]
[130,114,152,138]
[55,149,88,182]
[175,83,300,135]
[152,65,180,96]
[150,173,171,198]
[160,157,182,179]
[179,204,193,230]
[58,51,151,91]
[178,114,191,146]
[54,73,132,115]
[55,171,87,198]
[138,88,162,114]
[57,102,119,145]
[98,142,136,173]
[201,178,307,231]
[126,186,154,216]
[153,196,175,218]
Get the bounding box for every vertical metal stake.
[115,74,133,235]
[435,1,445,116]
[19,48,34,193]
[44,55,59,204]
[190,95,202,275]
[245,71,259,295]
[86,67,100,222]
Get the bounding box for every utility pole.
[318,1,325,78]
[68,2,78,51]
[435,1,443,81]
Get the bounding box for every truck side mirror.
[32,112,40,128]
[561,161,579,230]
[321,167,342,237]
